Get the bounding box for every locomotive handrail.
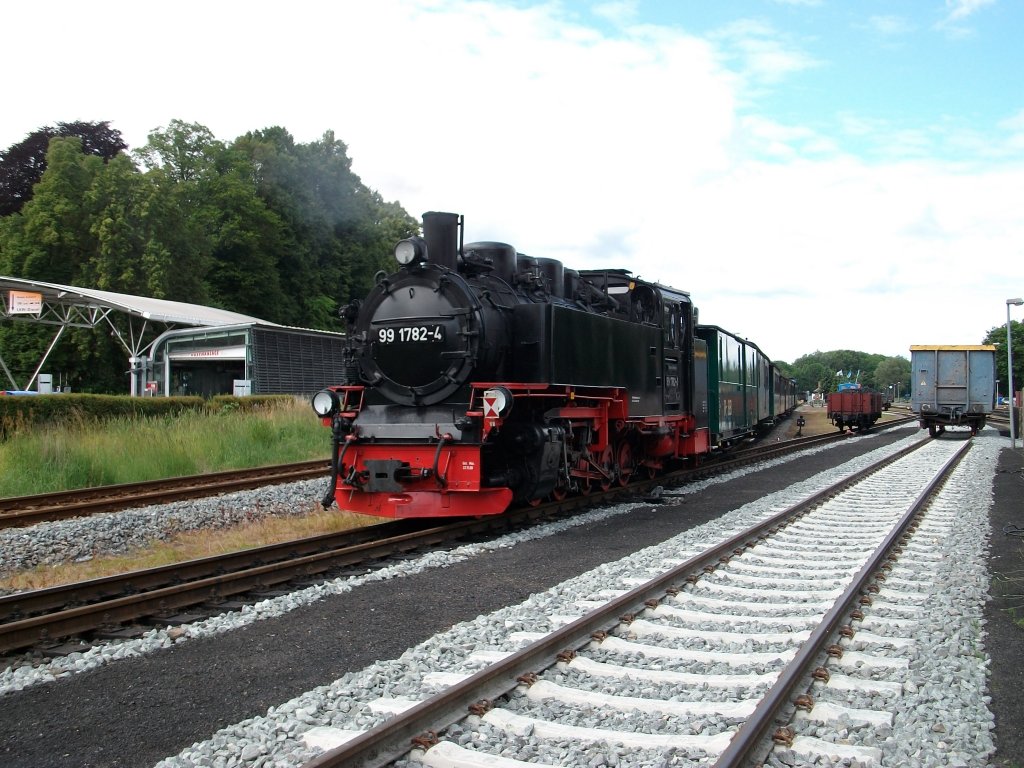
[431,434,452,488]
[321,433,358,509]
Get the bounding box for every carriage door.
[663,302,682,412]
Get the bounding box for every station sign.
[168,345,247,360]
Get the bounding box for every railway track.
[0,459,330,529]
[296,434,967,768]
[0,412,916,532]
[0,419,917,658]
[0,427,890,656]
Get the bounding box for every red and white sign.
[483,388,508,418]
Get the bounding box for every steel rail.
[0,521,467,654]
[0,460,330,528]
[301,437,932,768]
[0,420,913,655]
[712,438,970,766]
[0,519,413,623]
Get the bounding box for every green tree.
[0,120,127,216]
[0,138,151,391]
[873,356,912,401]
[788,349,890,395]
[984,320,1024,399]
[0,119,418,392]
[4,137,105,283]
[233,127,416,328]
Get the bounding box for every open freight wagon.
[910,344,995,436]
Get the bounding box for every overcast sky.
[5,0,1023,363]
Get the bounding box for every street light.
[1008,298,1023,449]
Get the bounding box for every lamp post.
[1008,298,1023,449]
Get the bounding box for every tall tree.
[4,137,105,283]
[0,121,127,216]
[233,127,416,328]
[0,119,419,392]
[984,320,1024,398]
[873,356,912,400]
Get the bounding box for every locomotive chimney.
[422,211,460,270]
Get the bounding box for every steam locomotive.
[312,212,796,518]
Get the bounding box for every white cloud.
[944,0,996,22]
[3,0,1022,364]
[936,0,996,36]
[710,19,821,87]
[866,15,914,36]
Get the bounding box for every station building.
[1,277,347,397]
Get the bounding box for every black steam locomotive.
[312,211,793,518]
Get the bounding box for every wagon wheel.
[615,440,635,487]
[551,486,568,501]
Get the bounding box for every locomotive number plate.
[376,325,445,344]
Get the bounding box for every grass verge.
[0,397,329,496]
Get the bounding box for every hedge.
[0,393,295,439]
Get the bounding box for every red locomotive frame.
[320,382,709,518]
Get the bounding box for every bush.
[0,393,295,439]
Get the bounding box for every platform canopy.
[0,276,276,393]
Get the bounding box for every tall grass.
[0,397,331,497]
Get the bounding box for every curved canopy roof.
[0,277,273,327]
[0,276,278,392]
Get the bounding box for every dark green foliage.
[985,319,1024,396]
[787,349,911,396]
[0,120,417,393]
[0,121,127,216]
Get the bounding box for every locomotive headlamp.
[311,389,341,418]
[395,237,427,266]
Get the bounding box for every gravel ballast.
[0,424,1020,768]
